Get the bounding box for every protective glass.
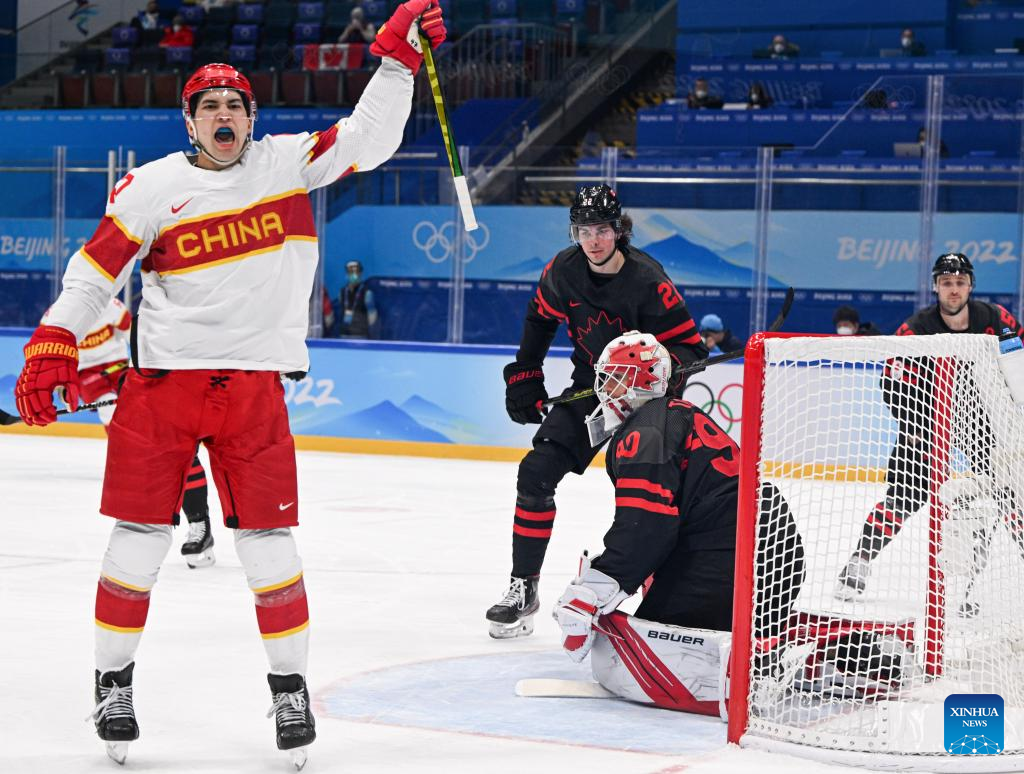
[571,224,616,242]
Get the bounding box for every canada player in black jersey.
[550,332,807,711]
[836,253,1024,602]
[486,186,708,639]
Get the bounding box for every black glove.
[503,361,547,424]
[282,370,308,381]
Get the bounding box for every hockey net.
[728,333,1024,771]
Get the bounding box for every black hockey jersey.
[591,396,738,594]
[515,245,708,387]
[896,300,1024,337]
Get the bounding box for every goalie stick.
[542,286,795,410]
[515,679,616,699]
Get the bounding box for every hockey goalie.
[548,332,914,715]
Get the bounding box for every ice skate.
[834,553,871,600]
[267,673,316,770]
[181,515,216,569]
[486,575,539,639]
[89,662,139,765]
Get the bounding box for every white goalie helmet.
[586,331,672,444]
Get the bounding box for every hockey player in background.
[835,253,1024,603]
[487,186,708,639]
[552,332,805,710]
[12,0,446,765]
[43,297,217,568]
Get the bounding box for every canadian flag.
[302,44,366,71]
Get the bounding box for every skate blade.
[488,616,535,640]
[289,747,308,771]
[185,549,216,569]
[106,742,130,765]
[832,581,863,602]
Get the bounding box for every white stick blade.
[453,175,478,231]
[515,678,616,699]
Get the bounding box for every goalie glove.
[553,553,629,663]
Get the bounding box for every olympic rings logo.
[412,220,490,264]
[681,380,743,434]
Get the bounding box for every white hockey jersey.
[45,59,413,371]
[43,298,131,370]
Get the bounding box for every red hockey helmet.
[181,63,255,119]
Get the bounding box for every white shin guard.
[235,528,309,676]
[96,521,173,673]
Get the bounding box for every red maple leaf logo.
[575,310,626,365]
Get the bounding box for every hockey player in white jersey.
[12,0,447,767]
[42,297,217,568]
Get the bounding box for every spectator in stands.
[340,260,379,338]
[159,15,194,48]
[769,34,799,60]
[699,314,743,355]
[686,78,724,110]
[321,287,336,338]
[900,28,927,57]
[746,82,773,110]
[916,127,950,158]
[339,6,377,44]
[201,0,237,8]
[132,0,162,31]
[833,305,882,336]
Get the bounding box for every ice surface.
[0,433,854,773]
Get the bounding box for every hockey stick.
[0,361,126,427]
[0,398,117,427]
[418,30,478,232]
[515,679,616,699]
[542,286,796,410]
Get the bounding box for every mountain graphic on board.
[334,400,452,443]
[401,395,484,445]
[640,234,786,287]
[499,256,550,281]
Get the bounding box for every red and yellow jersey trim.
[79,215,145,283]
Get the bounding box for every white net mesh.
[744,334,1024,758]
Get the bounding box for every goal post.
[728,332,1024,771]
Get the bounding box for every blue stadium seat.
[298,2,325,22]
[232,23,261,44]
[179,5,204,26]
[490,0,517,20]
[555,0,584,17]
[229,44,258,67]
[111,26,139,47]
[293,23,323,44]
[164,45,193,69]
[362,0,387,21]
[236,3,264,23]
[294,44,310,68]
[104,47,132,70]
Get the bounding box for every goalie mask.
[585,331,671,446]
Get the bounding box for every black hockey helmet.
[570,184,621,227]
[932,252,974,286]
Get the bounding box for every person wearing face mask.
[833,305,882,336]
[769,34,799,60]
[11,0,449,765]
[686,78,724,110]
[486,185,708,640]
[132,0,162,31]
[339,260,379,338]
[158,14,194,48]
[900,27,926,57]
[746,82,773,110]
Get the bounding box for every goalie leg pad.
[591,611,730,717]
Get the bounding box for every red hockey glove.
[369,0,447,74]
[503,361,547,424]
[15,325,81,426]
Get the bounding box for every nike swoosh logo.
[569,300,582,307]
[171,197,193,214]
[278,502,295,510]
